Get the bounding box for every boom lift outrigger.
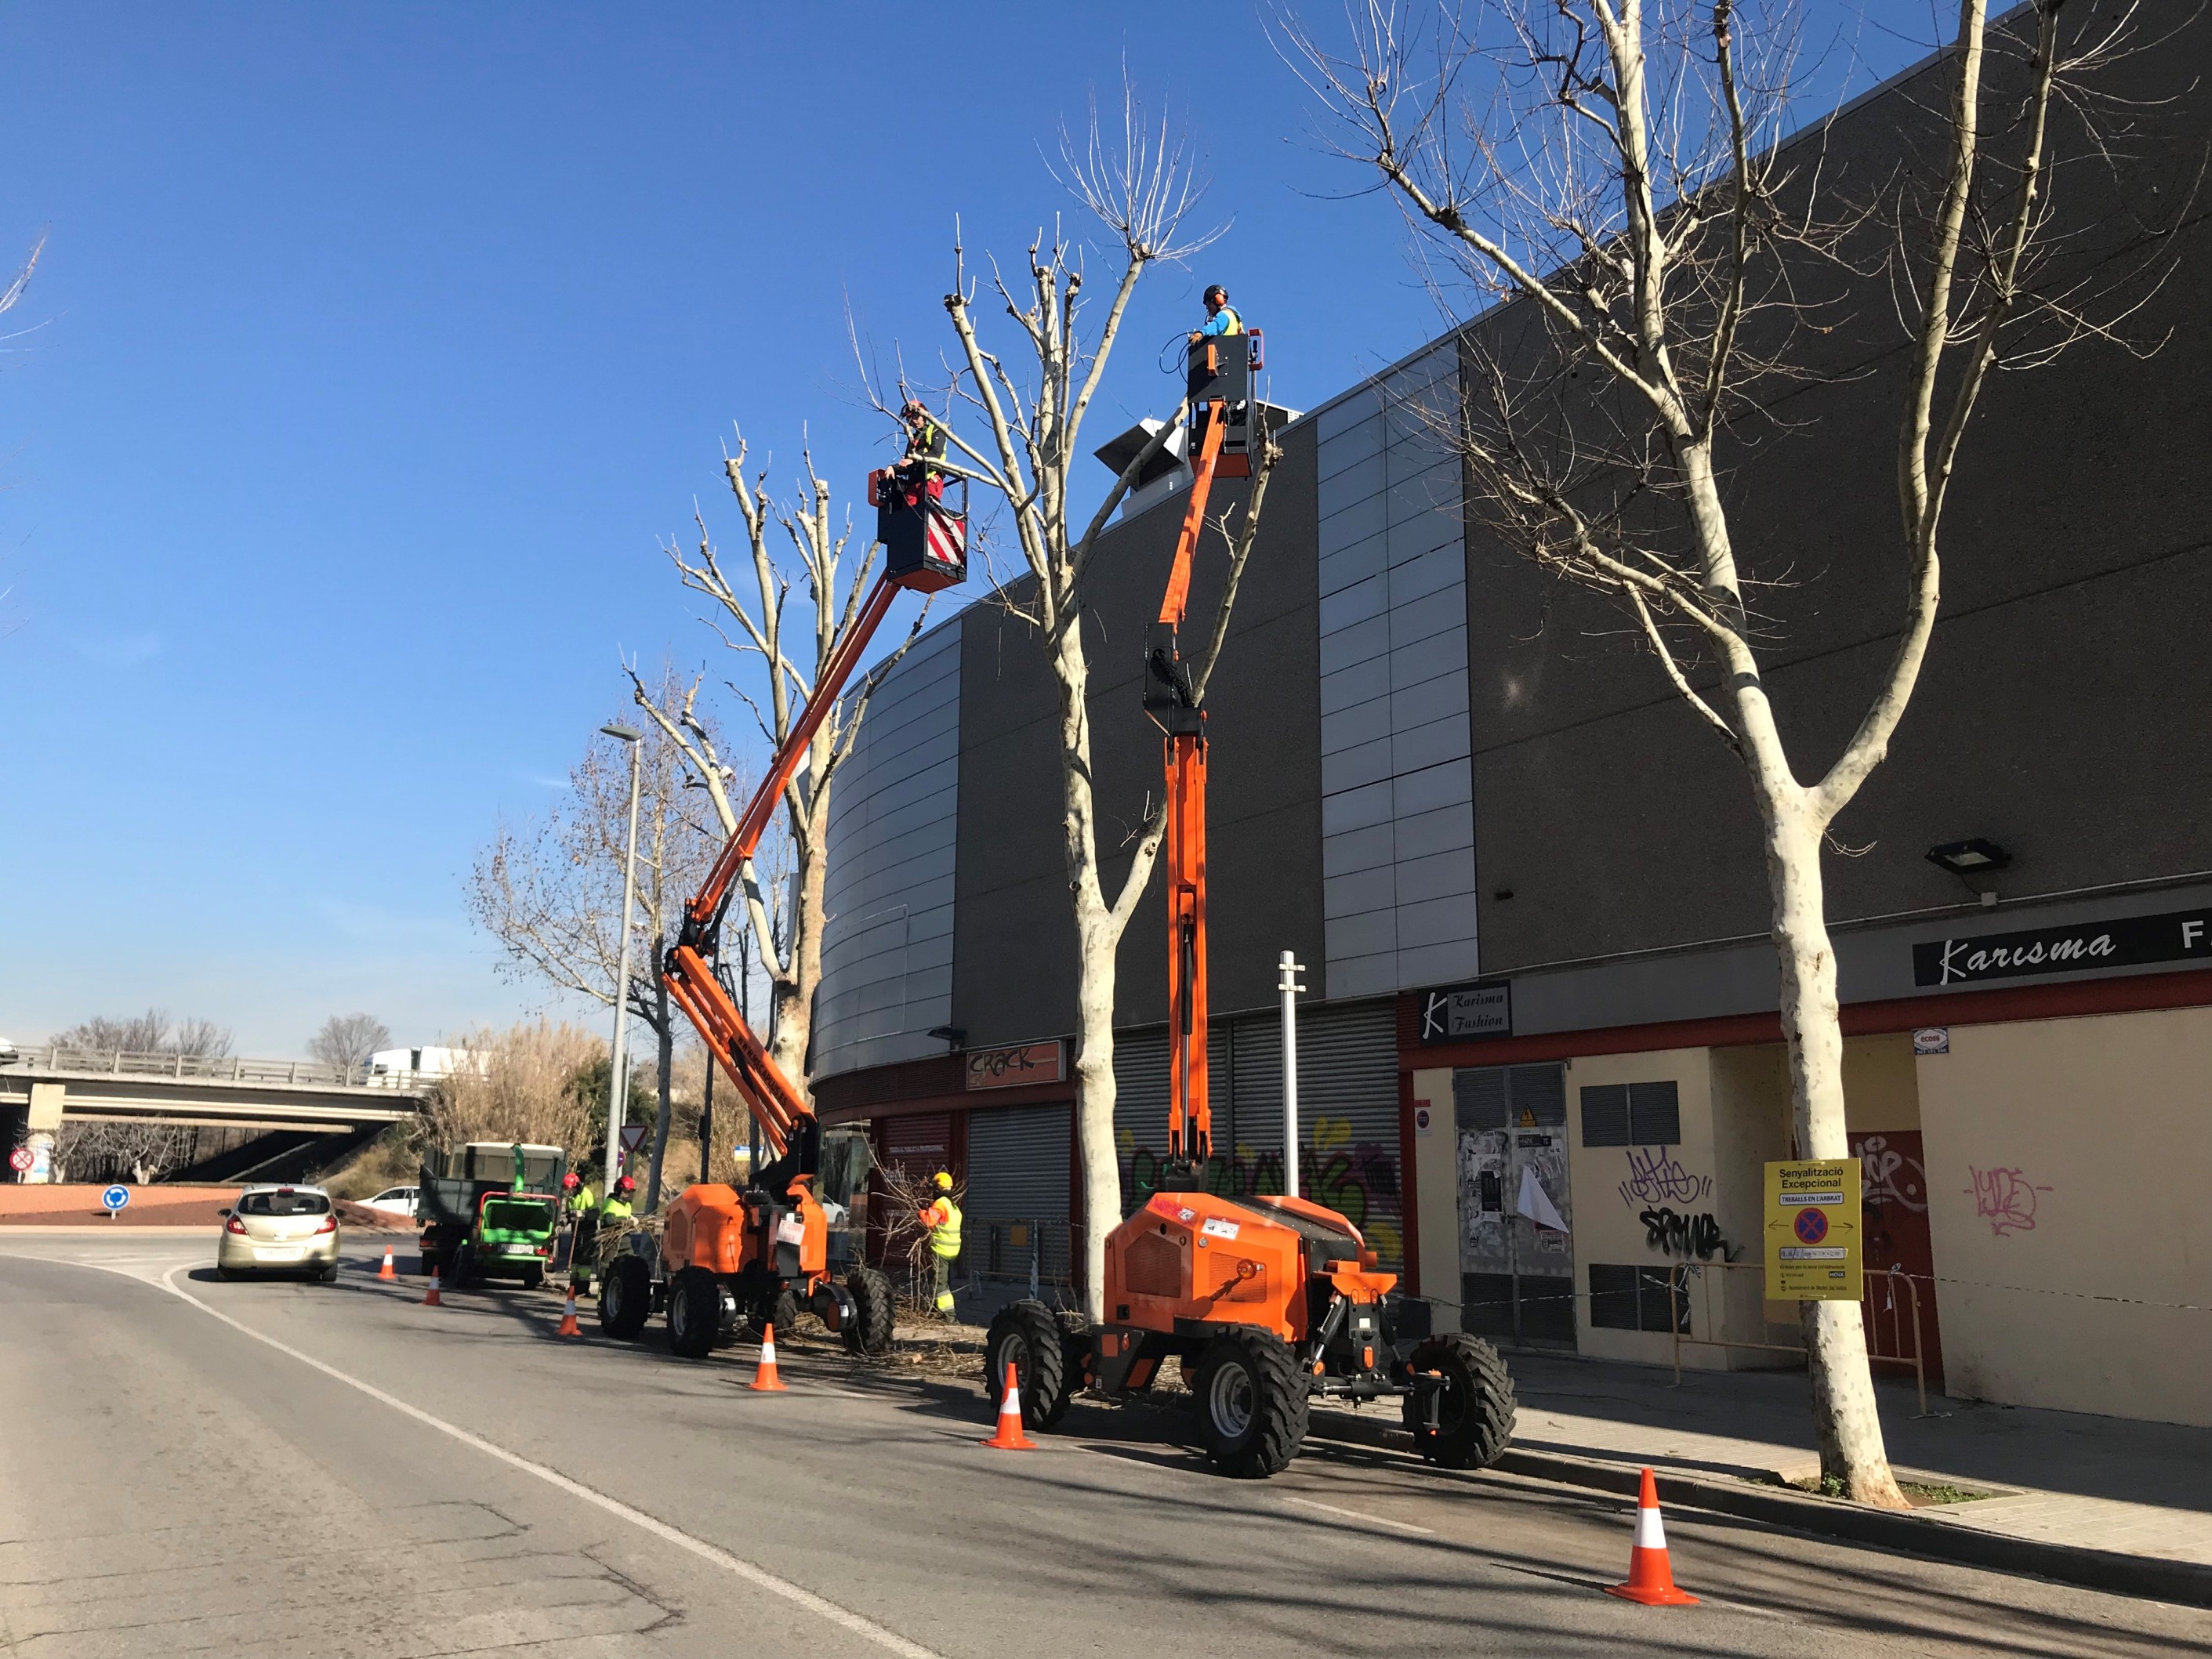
[981,332,1518,1476]
[597,469,968,1358]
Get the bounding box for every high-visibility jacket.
[1199,305,1243,337]
[600,1197,635,1226]
[904,417,947,473]
[919,1196,962,1259]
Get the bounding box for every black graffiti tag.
[1640,1207,1737,1262]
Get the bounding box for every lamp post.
[601,723,643,1194]
[1278,950,1306,1199]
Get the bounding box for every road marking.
[119,1263,943,1659]
[1278,1494,1437,1535]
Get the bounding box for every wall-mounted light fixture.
[1926,838,2010,905]
[927,1025,967,1049]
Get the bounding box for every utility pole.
[1278,950,1305,1198]
[601,723,644,1194]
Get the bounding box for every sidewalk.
[1487,1349,2212,1567]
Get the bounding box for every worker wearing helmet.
[1194,284,1242,339]
[590,1175,639,1287]
[566,1167,600,1295]
[917,1172,962,1317]
[894,400,948,504]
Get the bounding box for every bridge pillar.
[23,1081,64,1183]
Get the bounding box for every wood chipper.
[596,465,966,1360]
[984,334,1518,1476]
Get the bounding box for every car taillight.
[314,1215,337,1234]
[225,1215,248,1234]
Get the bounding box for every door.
[963,1101,1074,1311]
[1851,1128,1945,1390]
[1456,1063,1576,1346]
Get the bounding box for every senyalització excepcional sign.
[1764,1159,1860,1300]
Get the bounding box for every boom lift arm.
[661,476,966,1188]
[1143,328,1261,1186]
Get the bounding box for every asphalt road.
[3,1233,2207,1659]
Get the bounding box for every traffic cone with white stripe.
[422,1265,444,1308]
[378,1244,397,1281]
[749,1322,789,1392]
[981,1362,1036,1451]
[1605,1467,1698,1606]
[556,1288,582,1337]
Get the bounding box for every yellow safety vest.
[925,1197,963,1259]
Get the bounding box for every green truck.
[417,1141,564,1288]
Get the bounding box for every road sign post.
[100,1184,131,1223]
[8,1146,32,1175]
[1763,1159,1860,1299]
[618,1122,647,1174]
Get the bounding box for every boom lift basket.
[1185,330,1264,480]
[869,470,969,592]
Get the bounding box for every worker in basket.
[1192,283,1242,339]
[917,1171,962,1317]
[893,400,947,505]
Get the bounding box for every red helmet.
[561,1172,579,1190]
[615,1175,636,1194]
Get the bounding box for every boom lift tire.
[984,1299,1071,1429]
[1402,1333,1517,1470]
[1191,1326,1307,1478]
[842,1266,895,1357]
[667,1266,721,1359]
[600,1254,651,1340]
[756,1285,801,1341]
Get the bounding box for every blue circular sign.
[100,1185,130,1212]
[1793,1206,1829,1245]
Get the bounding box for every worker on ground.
[917,1171,962,1318]
[566,1168,600,1295]
[894,400,947,504]
[596,1174,639,1283]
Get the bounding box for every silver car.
[217,1184,341,1281]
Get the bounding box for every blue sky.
[0,2,1945,1055]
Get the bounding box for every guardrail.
[0,1045,445,1092]
[1666,1259,1930,1415]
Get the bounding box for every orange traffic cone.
[378,1244,397,1281]
[981,1362,1036,1451]
[556,1289,582,1337]
[422,1266,444,1308]
[749,1322,789,1393]
[1605,1467,1698,1606]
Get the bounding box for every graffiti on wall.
[1858,1134,1929,1213]
[1118,1115,1404,1266]
[1967,1165,2052,1237]
[1638,1207,1739,1261]
[1618,1146,1710,1208]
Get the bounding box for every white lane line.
[120,1264,941,1659]
[1278,1494,1437,1535]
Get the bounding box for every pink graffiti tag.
[1967,1166,2051,1236]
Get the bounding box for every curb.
[1300,1412,2212,1610]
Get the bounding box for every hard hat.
[1203,284,1228,306]
[901,399,929,419]
[933,1171,953,1191]
[615,1175,636,1193]
[561,1172,579,1190]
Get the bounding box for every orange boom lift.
[595,469,968,1358]
[981,331,1518,1476]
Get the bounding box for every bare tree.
[1291,0,2178,1503]
[911,83,1285,1319]
[308,1013,391,1074]
[627,429,930,1124]
[53,1010,232,1058]
[53,1118,189,1184]
[468,667,723,1207]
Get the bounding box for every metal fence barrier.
[1666,1259,1929,1414]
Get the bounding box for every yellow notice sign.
[1763,1159,1862,1301]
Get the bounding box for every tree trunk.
[644,976,676,1211]
[1763,801,1909,1509]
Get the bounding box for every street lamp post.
[601,723,644,1196]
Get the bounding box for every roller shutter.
[963,1102,1073,1290]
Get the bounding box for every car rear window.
[238,1190,331,1217]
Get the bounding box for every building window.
[1587,1262,1690,1333]
[1579,1080,1681,1147]
[1455,1063,1566,1131]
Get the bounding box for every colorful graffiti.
[1117,1114,1404,1267]
[1967,1165,2051,1237]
